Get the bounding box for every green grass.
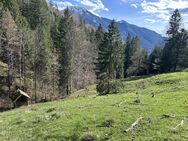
[0,72,188,141]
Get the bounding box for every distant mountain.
[69,6,164,52]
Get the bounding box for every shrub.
[101,119,114,127]
[98,80,124,95]
[182,68,188,72]
[81,134,96,141]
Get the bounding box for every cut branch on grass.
[161,114,176,119]
[118,101,126,107]
[161,114,188,119]
[125,116,143,132]
[172,119,185,133]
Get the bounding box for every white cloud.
[144,18,156,23]
[74,0,108,16]
[141,0,188,22]
[54,1,74,10]
[121,0,143,3]
[52,0,108,16]
[121,0,142,8]
[183,17,188,28]
[131,4,138,8]
[182,13,188,17]
[157,13,170,22]
[121,0,127,2]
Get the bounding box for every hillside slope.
[0,72,188,141]
[69,6,164,52]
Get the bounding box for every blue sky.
[51,0,188,35]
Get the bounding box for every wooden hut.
[13,89,31,107]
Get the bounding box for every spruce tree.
[124,34,132,77]
[127,37,148,76]
[149,47,162,74]
[58,8,75,96]
[178,29,188,68]
[124,36,141,76]
[161,9,182,72]
[96,20,124,95]
[96,33,110,95]
[131,36,140,53]
[94,24,104,61]
[95,24,104,45]
[107,20,124,79]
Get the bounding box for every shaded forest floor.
[0,72,188,141]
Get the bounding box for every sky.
[51,0,188,35]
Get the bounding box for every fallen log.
[125,116,143,132]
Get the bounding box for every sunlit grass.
[0,72,188,141]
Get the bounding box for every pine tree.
[95,24,104,45]
[124,36,141,76]
[161,9,182,72]
[94,24,104,62]
[149,47,162,74]
[127,37,148,76]
[131,36,140,53]
[124,34,132,77]
[115,40,125,79]
[27,0,42,30]
[167,9,181,38]
[96,33,110,95]
[178,29,188,68]
[107,20,124,79]
[58,8,75,96]
[96,20,124,95]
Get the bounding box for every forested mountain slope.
[0,0,96,103]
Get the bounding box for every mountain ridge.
[68,6,164,51]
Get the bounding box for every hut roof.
[17,89,31,99]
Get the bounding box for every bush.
[0,96,14,112]
[97,80,124,95]
[133,98,141,104]
[101,119,114,127]
[182,68,188,72]
[81,134,96,141]
[108,81,124,94]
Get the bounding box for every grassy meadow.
[0,72,188,141]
